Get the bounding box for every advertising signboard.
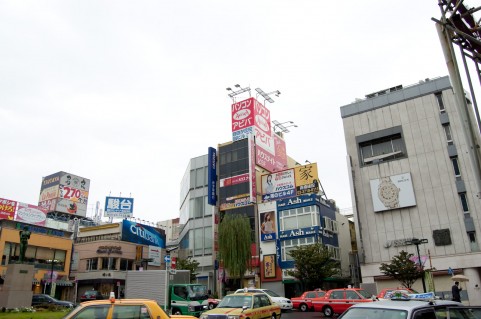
[38,198,57,212]
[148,245,161,266]
[40,172,62,191]
[15,203,47,226]
[248,135,257,204]
[261,169,296,202]
[60,173,90,191]
[121,220,165,248]
[207,147,217,205]
[105,196,134,218]
[56,199,87,215]
[261,163,320,202]
[370,172,416,212]
[0,198,16,220]
[219,173,252,211]
[231,97,255,133]
[260,211,276,241]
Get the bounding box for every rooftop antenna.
[255,88,281,104]
[226,84,251,102]
[272,120,298,133]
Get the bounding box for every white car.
[234,288,293,311]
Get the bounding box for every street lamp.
[405,238,428,293]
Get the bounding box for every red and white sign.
[59,185,89,204]
[232,98,255,132]
[171,257,177,269]
[248,135,257,203]
[0,198,16,220]
[220,173,250,187]
[15,202,47,226]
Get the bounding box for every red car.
[377,287,417,299]
[290,290,326,312]
[312,288,374,317]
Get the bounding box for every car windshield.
[357,290,373,299]
[340,307,408,319]
[187,285,208,301]
[262,290,281,297]
[218,295,252,308]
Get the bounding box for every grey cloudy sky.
[1,1,477,222]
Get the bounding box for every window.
[111,305,151,319]
[330,291,344,299]
[326,244,340,260]
[196,167,205,188]
[87,258,98,271]
[281,237,315,261]
[435,92,446,113]
[459,193,469,212]
[451,157,461,177]
[101,257,117,270]
[204,226,212,255]
[71,305,110,319]
[120,259,133,271]
[468,232,477,243]
[194,228,203,256]
[443,124,453,144]
[359,133,406,165]
[279,205,319,231]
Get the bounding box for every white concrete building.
[341,76,481,305]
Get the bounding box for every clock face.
[378,178,400,208]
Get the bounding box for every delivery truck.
[125,270,209,317]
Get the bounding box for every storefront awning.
[42,280,74,286]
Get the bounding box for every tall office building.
[341,76,481,304]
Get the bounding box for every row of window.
[280,237,341,261]
[2,242,66,271]
[85,257,135,271]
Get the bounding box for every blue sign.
[207,147,217,205]
[164,255,171,263]
[121,220,165,248]
[105,196,134,216]
[278,226,319,240]
[261,232,277,241]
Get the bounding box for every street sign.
[164,255,171,263]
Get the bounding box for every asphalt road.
[282,310,327,319]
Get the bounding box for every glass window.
[468,232,477,243]
[435,92,445,112]
[120,259,133,271]
[281,237,315,261]
[443,124,453,143]
[194,228,203,256]
[71,305,110,319]
[101,257,117,270]
[196,168,204,188]
[346,291,361,299]
[279,205,319,231]
[204,226,212,255]
[451,157,461,177]
[330,291,344,299]
[460,193,469,212]
[87,258,98,271]
[194,197,203,218]
[360,133,406,165]
[112,305,151,319]
[190,170,195,189]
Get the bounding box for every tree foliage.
[286,242,340,291]
[218,213,252,285]
[176,257,200,283]
[379,250,423,288]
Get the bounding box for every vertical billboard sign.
[232,97,255,141]
[0,198,17,220]
[104,196,134,218]
[219,173,251,210]
[248,135,257,204]
[207,147,217,205]
[148,245,161,266]
[260,210,276,241]
[15,203,47,226]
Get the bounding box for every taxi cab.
[290,289,326,312]
[62,294,197,319]
[338,298,479,319]
[199,292,281,319]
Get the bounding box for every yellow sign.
[294,163,319,196]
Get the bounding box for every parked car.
[200,292,281,319]
[80,290,104,302]
[32,294,74,308]
[63,297,198,319]
[338,298,476,319]
[377,287,417,300]
[234,288,293,311]
[290,289,326,312]
[312,288,375,317]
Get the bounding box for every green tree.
[286,242,340,291]
[379,250,423,288]
[176,257,200,283]
[218,213,252,288]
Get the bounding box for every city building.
[71,220,166,302]
[341,76,481,304]
[178,154,216,293]
[0,219,74,300]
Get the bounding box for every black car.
[32,294,74,308]
[80,290,104,302]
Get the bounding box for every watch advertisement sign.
[370,172,416,212]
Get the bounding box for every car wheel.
[208,303,215,310]
[323,306,333,317]
[300,303,308,312]
[271,314,276,319]
[172,308,182,315]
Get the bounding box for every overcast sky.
[1,1,479,223]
